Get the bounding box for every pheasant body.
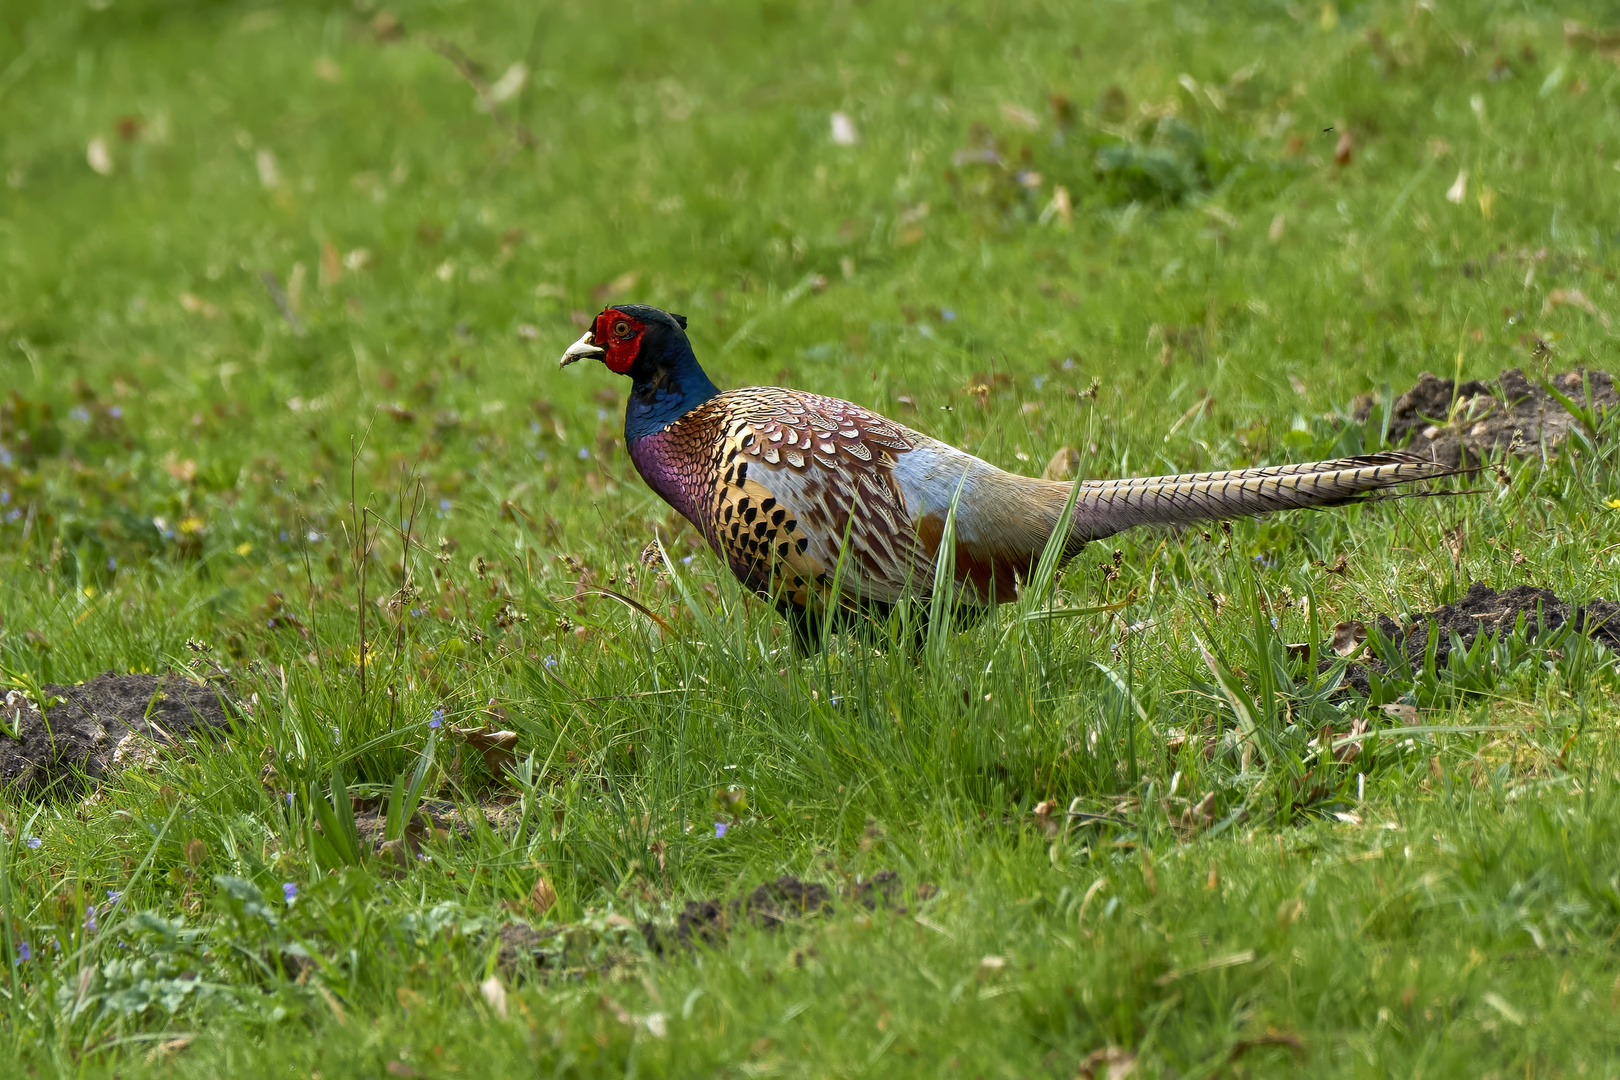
[562,305,1454,642]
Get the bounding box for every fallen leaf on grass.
[479,975,508,1018]
[453,725,519,776]
[1381,703,1418,724]
[529,874,557,916]
[1329,621,1367,656]
[86,137,113,176]
[1075,1047,1136,1080]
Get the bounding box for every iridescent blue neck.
[623,337,720,443]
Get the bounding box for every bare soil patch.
[1323,582,1620,695]
[1353,367,1616,467]
[0,672,234,799]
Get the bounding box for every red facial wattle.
[593,308,646,374]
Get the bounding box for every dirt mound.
[1353,367,1616,467]
[1323,582,1620,695]
[0,672,234,799]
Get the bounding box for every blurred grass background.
[4,0,1620,1076]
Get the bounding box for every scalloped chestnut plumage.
[561,305,1453,647]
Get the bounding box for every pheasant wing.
[706,390,933,611]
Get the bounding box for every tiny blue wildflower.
[106,890,121,903]
[25,836,41,849]
[429,709,443,729]
[1271,617,1280,629]
[941,308,956,321]
[543,655,558,669]
[410,608,423,618]
[286,791,295,807]
[439,499,451,511]
[280,530,289,542]
[577,447,590,460]
[108,406,122,419]
[15,942,29,963]
[714,822,728,838]
[530,420,541,434]
[681,555,694,565]
[283,882,298,902]
[0,491,9,504]
[83,905,97,932]
[107,558,116,571]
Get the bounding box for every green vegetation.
[4,0,1620,1074]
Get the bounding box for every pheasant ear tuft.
[671,313,688,329]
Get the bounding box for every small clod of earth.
[0,672,235,799]
[1318,582,1620,696]
[497,871,934,977]
[1352,366,1616,468]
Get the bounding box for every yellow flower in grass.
[1607,498,1620,510]
[178,516,205,535]
[236,542,253,556]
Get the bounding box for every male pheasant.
[561,305,1451,645]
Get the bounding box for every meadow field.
[3,0,1620,1075]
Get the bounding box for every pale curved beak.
[559,331,606,368]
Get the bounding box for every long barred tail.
[1066,451,1455,542]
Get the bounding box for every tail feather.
[1066,451,1455,542]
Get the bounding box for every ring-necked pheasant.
[561,304,1453,645]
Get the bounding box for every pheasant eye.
[612,320,631,337]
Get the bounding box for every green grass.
[4,0,1620,1074]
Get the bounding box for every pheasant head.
[559,304,689,375]
[558,304,720,441]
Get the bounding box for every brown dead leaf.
[1042,446,1079,480]
[1033,799,1061,837]
[164,457,199,483]
[1381,703,1418,724]
[385,1061,422,1079]
[1076,1047,1136,1080]
[453,725,520,777]
[1333,131,1353,167]
[1329,621,1367,657]
[320,242,343,287]
[529,874,557,916]
[178,293,221,319]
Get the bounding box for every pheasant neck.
[623,338,720,444]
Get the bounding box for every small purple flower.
[283,882,298,902]
[543,656,558,669]
[107,557,117,571]
[0,491,9,504]
[439,499,451,512]
[15,942,29,963]
[280,530,289,542]
[577,447,590,460]
[106,890,121,903]
[286,792,295,807]
[84,905,97,932]
[714,823,728,838]
[25,836,41,849]
[429,709,443,729]
[681,555,694,565]
[108,406,122,419]
[941,308,956,321]
[410,608,423,618]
